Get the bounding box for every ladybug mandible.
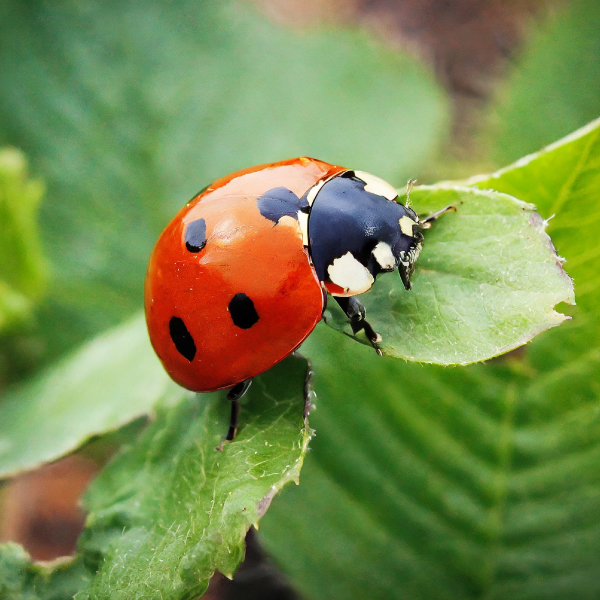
[145,157,448,445]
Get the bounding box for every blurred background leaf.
[0,315,173,479]
[259,120,600,599]
[0,0,448,370]
[0,544,89,600]
[482,0,600,164]
[0,148,46,334]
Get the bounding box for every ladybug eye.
[353,171,398,201]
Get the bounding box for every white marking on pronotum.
[399,215,416,237]
[327,252,374,295]
[298,210,309,245]
[306,180,326,206]
[372,241,396,270]
[354,171,398,201]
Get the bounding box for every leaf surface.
[325,186,574,364]
[0,315,171,479]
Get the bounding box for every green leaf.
[0,0,448,361]
[1,356,311,599]
[483,0,600,164]
[260,122,600,598]
[0,544,88,600]
[79,357,310,599]
[0,148,46,333]
[0,314,172,479]
[472,117,600,315]
[325,186,573,364]
[0,283,30,335]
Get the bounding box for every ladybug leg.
[227,378,253,402]
[335,296,383,356]
[292,351,315,419]
[420,204,457,229]
[216,379,252,451]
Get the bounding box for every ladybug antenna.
[420,204,457,230]
[405,179,417,207]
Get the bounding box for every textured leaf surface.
[0,0,448,362]
[260,121,600,599]
[325,186,573,364]
[0,148,45,333]
[0,315,172,479]
[1,356,311,600]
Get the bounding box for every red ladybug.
[145,157,439,443]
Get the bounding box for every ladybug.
[145,157,451,445]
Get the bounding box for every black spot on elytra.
[229,293,259,329]
[169,317,196,360]
[257,187,308,224]
[185,218,207,253]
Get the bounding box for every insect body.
[145,157,430,442]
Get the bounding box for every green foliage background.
[1,0,600,598]
[0,0,447,366]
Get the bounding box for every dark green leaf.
[0,356,311,600]
[0,544,90,600]
[76,356,310,599]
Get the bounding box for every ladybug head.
[390,202,424,291]
[308,170,425,295]
[341,171,424,291]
